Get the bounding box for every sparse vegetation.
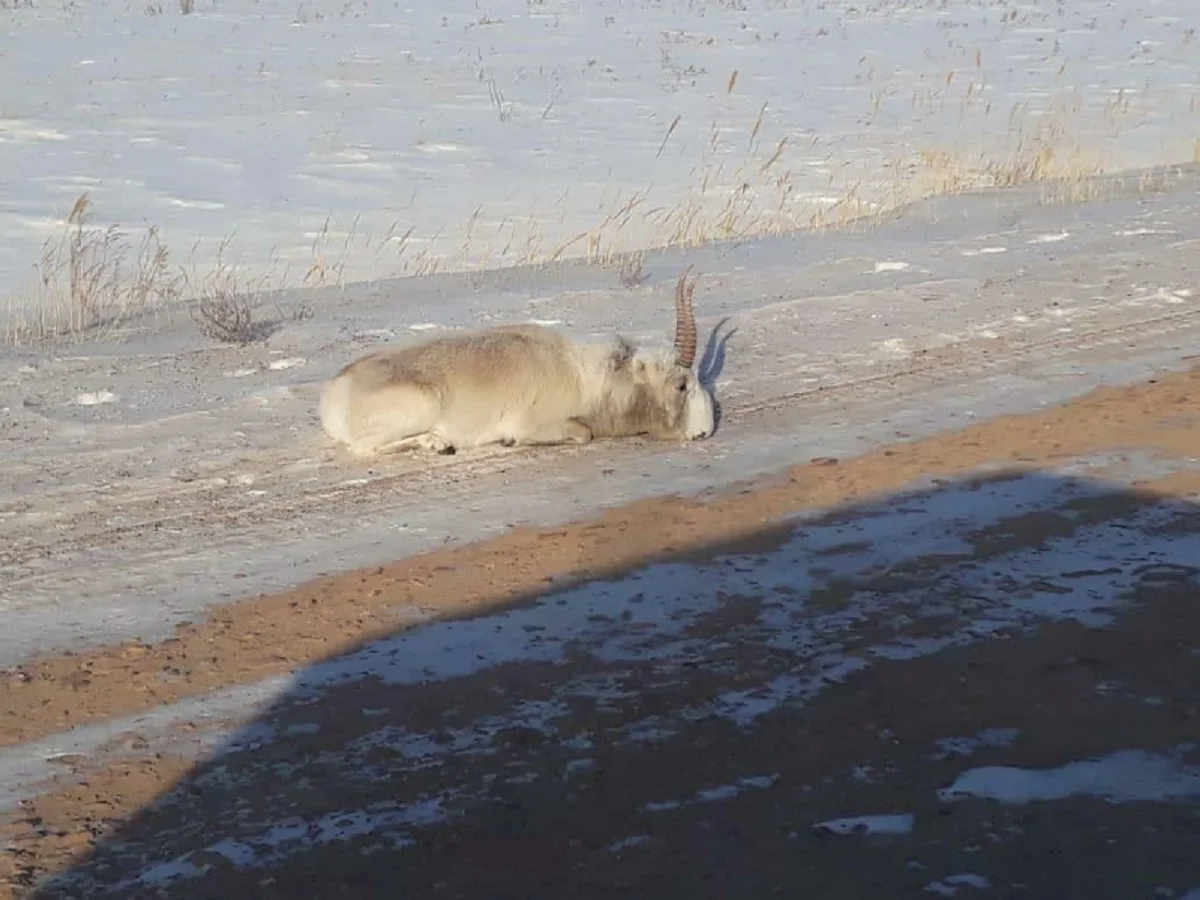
[3,195,282,347]
[5,193,183,346]
[617,251,649,289]
[485,74,513,123]
[186,280,258,344]
[183,237,271,345]
[4,0,1195,348]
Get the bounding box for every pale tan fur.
[319,271,715,458]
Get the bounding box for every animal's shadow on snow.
[27,469,1200,899]
[698,316,737,430]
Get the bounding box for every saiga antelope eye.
[677,378,688,392]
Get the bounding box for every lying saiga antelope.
[319,268,716,457]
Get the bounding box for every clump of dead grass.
[7,75,1187,349]
[2,194,283,348]
[616,251,649,288]
[6,192,183,345]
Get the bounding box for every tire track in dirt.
[726,303,1200,422]
[6,302,1199,584]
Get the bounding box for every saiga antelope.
[319,267,715,457]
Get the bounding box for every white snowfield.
[1,0,1197,306]
[1,166,1199,667]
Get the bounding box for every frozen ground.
[8,448,1200,895]
[2,165,1199,666]
[1,0,1198,316]
[2,171,1199,896]
[8,455,1198,818]
[2,2,1199,892]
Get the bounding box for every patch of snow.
[925,873,992,896]
[938,746,1200,805]
[641,774,779,814]
[564,758,597,777]
[1114,228,1176,237]
[75,390,117,406]
[708,660,869,727]
[931,728,1020,761]
[608,834,652,853]
[133,859,207,888]
[813,813,915,836]
[337,698,572,776]
[267,357,306,371]
[122,796,451,890]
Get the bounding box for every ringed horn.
[673,265,700,368]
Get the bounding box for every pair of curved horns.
[673,266,699,368]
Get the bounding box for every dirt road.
[1,361,1197,898]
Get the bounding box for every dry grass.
[2,195,280,347]
[535,77,1192,265]
[5,68,1193,349]
[4,193,183,346]
[200,97,1199,285]
[408,80,1170,273]
[302,215,361,290]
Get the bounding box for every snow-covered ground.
[3,4,1200,891]
[3,167,1199,665]
[2,0,1197,322]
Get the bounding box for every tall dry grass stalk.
[6,80,1188,349]
[6,193,183,345]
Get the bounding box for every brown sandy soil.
[1,365,1199,898]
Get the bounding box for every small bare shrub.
[184,240,268,344]
[189,287,256,344]
[617,252,649,288]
